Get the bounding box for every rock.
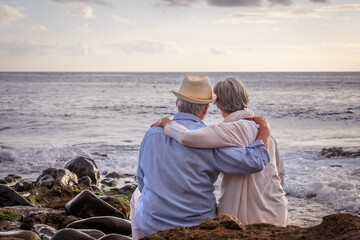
[79,176,92,187]
[0,185,32,207]
[27,186,79,209]
[98,234,132,240]
[32,224,57,240]
[99,196,130,219]
[65,156,100,185]
[145,213,360,240]
[65,190,125,219]
[4,176,16,183]
[78,229,106,239]
[0,230,41,240]
[0,179,7,184]
[320,147,360,158]
[14,181,36,192]
[66,216,132,235]
[36,168,78,188]
[8,174,22,179]
[330,165,343,168]
[91,152,108,158]
[101,179,117,187]
[105,172,122,179]
[110,184,137,198]
[51,228,96,240]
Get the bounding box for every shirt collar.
[173,112,205,124]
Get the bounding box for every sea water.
[0,72,359,227]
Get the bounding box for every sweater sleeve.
[164,121,250,148]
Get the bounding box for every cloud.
[111,15,132,23]
[0,4,25,26]
[309,0,329,3]
[0,40,94,56]
[51,0,112,18]
[155,0,202,7]
[268,0,292,7]
[209,47,228,55]
[215,10,321,23]
[206,0,262,7]
[111,40,182,54]
[319,4,360,12]
[31,25,48,31]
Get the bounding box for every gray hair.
[177,98,208,116]
[214,77,250,113]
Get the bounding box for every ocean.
[0,72,359,227]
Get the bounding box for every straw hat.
[171,74,216,104]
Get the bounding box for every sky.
[0,0,359,72]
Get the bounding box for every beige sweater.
[164,109,288,226]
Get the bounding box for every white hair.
[177,98,207,116]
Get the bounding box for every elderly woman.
[153,77,288,226]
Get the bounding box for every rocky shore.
[1,155,359,240]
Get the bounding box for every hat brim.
[171,90,216,104]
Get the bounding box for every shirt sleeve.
[164,121,249,148]
[136,135,146,192]
[213,140,270,175]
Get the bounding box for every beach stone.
[78,229,106,239]
[51,228,96,240]
[14,180,36,192]
[0,185,31,207]
[65,156,100,185]
[112,184,137,197]
[0,229,41,240]
[36,168,78,188]
[0,179,7,184]
[8,174,22,179]
[98,234,132,240]
[32,224,57,240]
[101,178,117,187]
[79,176,92,187]
[4,176,16,183]
[65,190,125,219]
[66,216,132,235]
[321,147,360,158]
[105,172,122,179]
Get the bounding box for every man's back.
[135,112,269,235]
[135,113,219,235]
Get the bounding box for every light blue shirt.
[135,112,270,236]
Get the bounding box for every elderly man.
[131,73,271,239]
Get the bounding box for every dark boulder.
[0,230,41,240]
[105,172,122,179]
[32,224,57,240]
[65,156,100,185]
[101,178,117,187]
[78,229,106,239]
[36,168,78,188]
[0,185,31,207]
[14,180,36,192]
[98,234,132,240]
[65,190,125,219]
[51,228,96,240]
[79,176,92,187]
[66,216,131,235]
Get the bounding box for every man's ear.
[176,99,178,107]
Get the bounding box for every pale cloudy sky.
[0,0,359,71]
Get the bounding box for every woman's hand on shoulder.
[151,116,172,128]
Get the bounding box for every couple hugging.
[130,74,288,239]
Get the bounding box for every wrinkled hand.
[252,116,271,151]
[151,116,172,128]
[253,116,271,135]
